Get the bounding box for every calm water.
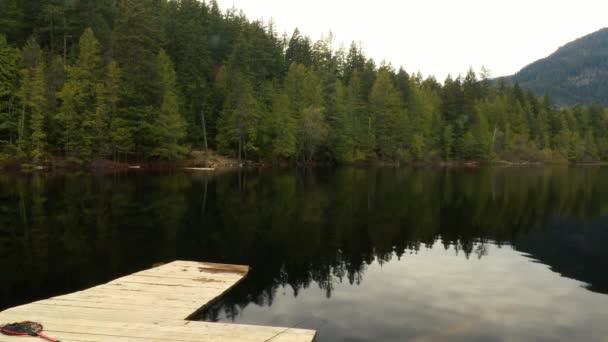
[1,167,608,341]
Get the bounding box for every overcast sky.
[214,0,607,81]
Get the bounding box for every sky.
[214,0,607,81]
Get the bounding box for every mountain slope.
[507,28,608,106]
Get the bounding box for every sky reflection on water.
[2,167,608,341]
[204,242,608,341]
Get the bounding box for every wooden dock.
[0,261,316,342]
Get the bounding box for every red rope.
[1,322,60,342]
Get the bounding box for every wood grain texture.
[0,261,316,342]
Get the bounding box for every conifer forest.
[1,0,607,166]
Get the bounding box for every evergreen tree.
[406,78,442,160]
[97,60,121,158]
[297,66,326,161]
[343,42,365,84]
[419,82,444,159]
[44,55,65,153]
[165,0,212,146]
[442,124,454,160]
[369,69,406,159]
[470,104,492,159]
[151,49,187,159]
[216,69,259,162]
[0,35,21,153]
[328,79,354,163]
[260,85,296,159]
[1,0,608,166]
[0,0,24,44]
[346,71,372,159]
[113,0,164,157]
[283,63,327,161]
[17,38,47,161]
[286,28,313,68]
[57,28,103,161]
[299,106,328,162]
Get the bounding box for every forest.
[1,0,607,166]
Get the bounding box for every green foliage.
[151,50,187,160]
[17,38,47,161]
[0,1,607,166]
[96,61,121,157]
[113,0,164,106]
[299,106,328,161]
[260,86,296,159]
[57,28,104,161]
[0,35,19,98]
[165,0,212,145]
[0,0,24,44]
[0,35,20,153]
[442,124,454,160]
[216,68,259,161]
[346,71,373,159]
[328,80,355,163]
[370,69,406,159]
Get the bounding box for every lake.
[1,167,608,341]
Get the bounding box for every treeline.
[1,0,607,165]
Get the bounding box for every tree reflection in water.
[1,167,608,339]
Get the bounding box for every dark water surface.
[1,167,608,341]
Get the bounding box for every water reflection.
[516,216,608,294]
[204,244,608,341]
[1,167,608,340]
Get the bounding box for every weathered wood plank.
[0,317,314,342]
[0,261,316,342]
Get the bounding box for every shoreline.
[2,154,606,175]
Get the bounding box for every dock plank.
[0,261,316,342]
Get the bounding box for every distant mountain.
[505,28,608,106]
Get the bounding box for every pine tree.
[286,28,313,67]
[113,0,165,157]
[463,68,481,116]
[470,105,491,159]
[369,69,406,159]
[343,42,365,84]
[0,34,20,152]
[260,85,296,159]
[297,67,326,161]
[329,79,354,163]
[216,69,259,162]
[28,64,47,163]
[165,0,212,146]
[282,63,327,161]
[419,81,443,158]
[17,38,47,161]
[151,49,187,160]
[58,28,103,161]
[442,124,454,160]
[0,0,26,45]
[44,55,65,153]
[97,61,122,158]
[346,71,371,159]
[300,106,328,161]
[406,78,442,160]
[2,0,608,165]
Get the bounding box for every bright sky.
[214,0,607,81]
